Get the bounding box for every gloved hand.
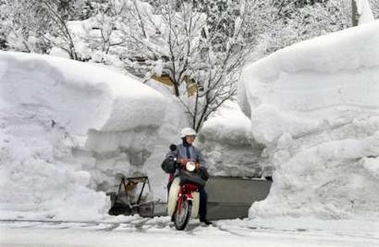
[178,158,188,167]
[195,162,200,170]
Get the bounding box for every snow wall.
[239,21,379,220]
[0,52,184,220]
[197,101,265,177]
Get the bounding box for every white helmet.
[180,127,197,138]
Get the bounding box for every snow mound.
[0,52,166,220]
[239,21,379,219]
[197,101,264,177]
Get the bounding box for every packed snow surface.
[0,52,168,220]
[239,20,379,219]
[1,217,379,247]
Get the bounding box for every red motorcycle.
[172,161,207,230]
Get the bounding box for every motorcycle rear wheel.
[174,199,192,230]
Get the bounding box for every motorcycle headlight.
[186,162,196,172]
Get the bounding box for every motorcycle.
[163,145,207,230]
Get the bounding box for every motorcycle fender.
[167,178,180,217]
[191,191,200,219]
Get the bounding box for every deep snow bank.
[239,21,379,219]
[143,80,190,200]
[197,101,265,177]
[0,52,166,220]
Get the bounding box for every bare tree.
[3,0,83,59]
[84,1,129,63]
[104,0,258,131]
[352,0,359,26]
[40,0,80,59]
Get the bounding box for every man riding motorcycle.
[165,127,212,226]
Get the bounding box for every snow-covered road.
[1,218,378,247]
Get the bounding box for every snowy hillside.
[0,52,172,220]
[239,20,379,219]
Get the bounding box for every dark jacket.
[166,143,207,168]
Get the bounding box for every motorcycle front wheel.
[174,199,192,230]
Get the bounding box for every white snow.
[1,218,379,247]
[238,20,379,220]
[197,101,265,177]
[355,0,375,25]
[143,79,190,200]
[49,47,71,59]
[0,51,168,220]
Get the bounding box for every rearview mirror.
[169,144,177,151]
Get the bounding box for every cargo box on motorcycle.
[178,169,206,188]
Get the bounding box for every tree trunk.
[352,0,359,27]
